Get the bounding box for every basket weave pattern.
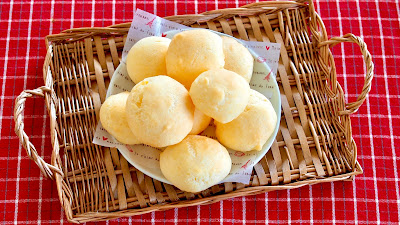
[14,0,373,223]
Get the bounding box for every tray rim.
[13,0,373,223]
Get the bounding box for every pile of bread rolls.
[100,29,277,193]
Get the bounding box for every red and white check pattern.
[0,0,399,224]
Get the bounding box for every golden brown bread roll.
[166,29,225,89]
[126,76,195,147]
[189,68,250,123]
[221,36,254,83]
[215,89,277,151]
[189,108,212,135]
[160,135,231,192]
[100,92,141,145]
[126,36,171,84]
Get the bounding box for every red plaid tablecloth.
[1,0,399,224]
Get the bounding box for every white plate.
[106,29,281,184]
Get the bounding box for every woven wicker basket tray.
[14,0,373,223]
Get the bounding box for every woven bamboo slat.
[14,0,373,223]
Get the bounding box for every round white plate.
[106,29,281,184]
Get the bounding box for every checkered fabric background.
[0,0,399,224]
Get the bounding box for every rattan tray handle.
[318,33,374,115]
[14,86,63,179]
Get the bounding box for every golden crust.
[100,92,141,145]
[189,68,250,123]
[126,76,195,148]
[126,36,171,84]
[166,29,225,89]
[222,36,254,83]
[189,108,212,135]
[160,135,231,192]
[215,89,277,151]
